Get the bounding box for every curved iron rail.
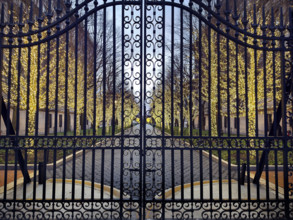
[0,0,290,51]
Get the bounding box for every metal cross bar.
[253,102,287,184]
[253,4,293,185]
[1,97,31,184]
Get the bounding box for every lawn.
[0,125,131,165]
[156,126,292,166]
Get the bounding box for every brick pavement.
[47,125,238,199]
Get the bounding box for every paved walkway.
[45,124,237,199]
[0,125,286,219]
[1,179,283,219]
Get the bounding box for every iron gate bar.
[162,0,166,217]
[120,0,126,217]
[142,0,146,217]
[208,0,213,203]
[225,0,233,201]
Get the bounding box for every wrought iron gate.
[0,0,292,219]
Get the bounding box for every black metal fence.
[0,0,292,219]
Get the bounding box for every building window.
[49,114,52,128]
[267,114,272,132]
[234,118,238,129]
[224,117,228,128]
[59,114,62,128]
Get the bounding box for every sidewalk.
[251,170,293,189]
[1,178,121,200]
[0,170,33,187]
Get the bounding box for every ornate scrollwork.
[0,201,135,219]
[145,201,287,219]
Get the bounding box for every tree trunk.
[0,36,2,135]
[80,113,84,132]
